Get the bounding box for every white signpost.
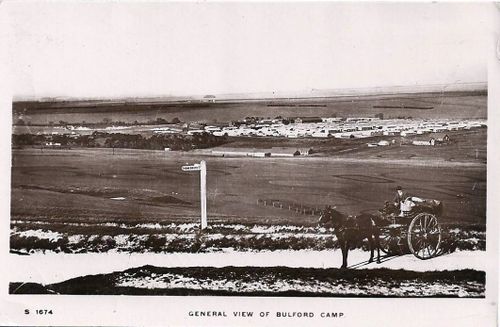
[181,160,207,230]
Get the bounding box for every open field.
[14,91,486,125]
[12,145,486,226]
[12,124,486,226]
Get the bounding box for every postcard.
[0,2,498,326]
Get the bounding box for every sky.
[1,2,494,98]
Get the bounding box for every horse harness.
[335,214,376,233]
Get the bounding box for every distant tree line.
[12,133,97,147]
[14,117,182,127]
[12,132,228,151]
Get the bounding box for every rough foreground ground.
[10,265,484,297]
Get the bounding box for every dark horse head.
[318,205,345,230]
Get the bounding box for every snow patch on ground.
[114,271,484,297]
[67,235,85,244]
[15,229,63,242]
[12,220,330,234]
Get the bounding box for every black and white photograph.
[0,2,498,326]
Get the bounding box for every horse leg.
[368,235,374,263]
[374,231,381,264]
[341,240,348,269]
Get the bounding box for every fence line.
[256,198,323,216]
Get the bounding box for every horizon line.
[13,81,487,103]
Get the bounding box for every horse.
[319,205,382,269]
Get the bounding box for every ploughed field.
[11,145,486,227]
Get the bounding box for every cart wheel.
[407,213,441,259]
[379,227,406,255]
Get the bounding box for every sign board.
[181,164,201,171]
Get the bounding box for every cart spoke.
[415,238,424,250]
[430,246,437,256]
[428,219,438,232]
[417,240,424,254]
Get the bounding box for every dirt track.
[7,248,487,284]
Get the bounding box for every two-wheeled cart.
[378,198,443,259]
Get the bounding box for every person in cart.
[393,186,408,209]
[392,186,426,217]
